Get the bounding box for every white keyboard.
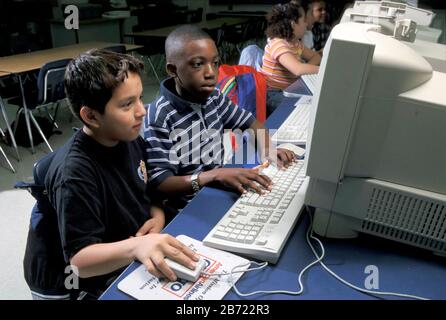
[271,95,312,145]
[301,73,318,95]
[203,161,308,263]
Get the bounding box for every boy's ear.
[79,106,101,129]
[166,63,177,78]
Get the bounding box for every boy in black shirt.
[26,50,198,299]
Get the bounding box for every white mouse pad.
[118,235,250,300]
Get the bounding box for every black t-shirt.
[45,129,151,294]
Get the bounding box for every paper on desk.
[117,235,250,300]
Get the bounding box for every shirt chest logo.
[137,160,148,184]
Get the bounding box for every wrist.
[198,170,217,186]
[190,172,201,193]
[150,205,164,217]
[129,236,142,261]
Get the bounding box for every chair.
[221,22,248,54]
[103,45,127,54]
[0,129,15,173]
[11,58,71,153]
[16,148,75,299]
[189,8,203,23]
[1,95,20,165]
[130,34,165,85]
[203,26,227,62]
[206,13,217,20]
[255,18,268,43]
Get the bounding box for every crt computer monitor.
[351,1,435,26]
[304,22,446,256]
[340,4,446,72]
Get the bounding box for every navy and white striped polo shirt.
[143,78,255,191]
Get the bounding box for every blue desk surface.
[100,94,446,300]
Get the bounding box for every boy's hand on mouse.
[212,167,272,194]
[135,206,165,236]
[133,234,199,282]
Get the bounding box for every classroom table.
[0,42,143,74]
[125,17,249,39]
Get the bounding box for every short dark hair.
[266,2,304,42]
[64,49,144,123]
[165,25,212,62]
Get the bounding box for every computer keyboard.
[271,95,312,146]
[203,161,308,263]
[301,73,318,95]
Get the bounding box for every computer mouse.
[165,257,206,282]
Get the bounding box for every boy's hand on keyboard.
[277,148,297,168]
[265,148,297,169]
[213,167,273,195]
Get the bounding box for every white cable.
[200,261,268,278]
[304,206,430,301]
[200,214,325,297]
[199,207,430,299]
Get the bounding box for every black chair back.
[18,147,74,299]
[190,8,203,23]
[37,58,71,106]
[103,45,127,54]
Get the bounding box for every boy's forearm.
[157,171,220,195]
[70,237,140,278]
[158,175,195,195]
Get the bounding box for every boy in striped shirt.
[144,25,296,211]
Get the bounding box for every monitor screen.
[304,22,446,254]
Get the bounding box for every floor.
[0,69,161,300]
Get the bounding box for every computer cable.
[304,206,430,301]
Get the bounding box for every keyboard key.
[228,234,238,241]
[270,217,280,224]
[256,239,268,245]
[213,231,229,239]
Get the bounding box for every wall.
[172,0,271,16]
